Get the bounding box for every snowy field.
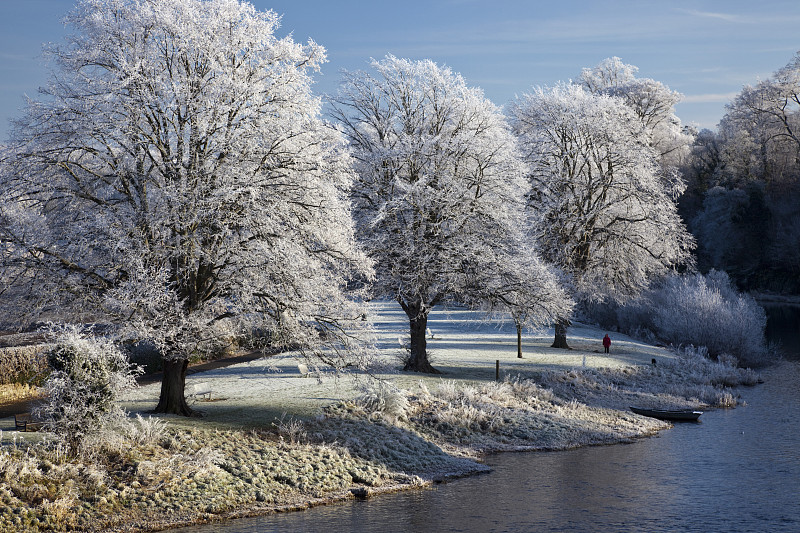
[120,300,678,428]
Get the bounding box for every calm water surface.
[176,306,800,533]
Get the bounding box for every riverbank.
[0,302,761,532]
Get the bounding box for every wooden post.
[496,359,500,381]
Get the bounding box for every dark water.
[175,306,800,533]
[764,303,800,359]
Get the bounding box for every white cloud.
[680,92,738,104]
[682,9,744,23]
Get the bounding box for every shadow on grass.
[308,415,489,480]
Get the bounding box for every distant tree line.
[679,51,800,294]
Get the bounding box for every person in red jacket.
[602,334,611,354]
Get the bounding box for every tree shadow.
[307,415,489,481]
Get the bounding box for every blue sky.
[1,0,799,141]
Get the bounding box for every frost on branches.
[330,56,569,372]
[0,0,372,416]
[35,326,142,456]
[509,83,694,348]
[578,57,695,171]
[722,50,800,176]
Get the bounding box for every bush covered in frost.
[649,271,768,363]
[35,326,142,455]
[590,270,769,365]
[356,381,410,421]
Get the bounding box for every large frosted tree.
[509,83,694,348]
[0,0,372,416]
[330,56,569,373]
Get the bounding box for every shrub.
[649,271,768,363]
[597,270,769,365]
[273,412,307,444]
[124,414,168,446]
[34,326,142,456]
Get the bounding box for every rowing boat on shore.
[630,406,703,421]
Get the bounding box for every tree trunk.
[516,319,523,358]
[153,358,200,417]
[401,301,441,374]
[551,319,571,349]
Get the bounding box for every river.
[175,305,800,533]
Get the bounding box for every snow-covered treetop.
[721,50,800,180]
[579,57,693,167]
[579,57,639,94]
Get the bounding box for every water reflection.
[763,303,800,359]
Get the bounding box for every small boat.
[630,406,703,421]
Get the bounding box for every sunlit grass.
[0,383,43,405]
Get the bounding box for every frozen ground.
[120,301,678,428]
[0,301,756,532]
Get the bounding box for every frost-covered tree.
[680,51,800,291]
[476,250,571,359]
[721,51,800,183]
[690,185,770,277]
[0,0,372,416]
[509,83,694,348]
[579,57,694,169]
[680,128,723,216]
[330,56,569,372]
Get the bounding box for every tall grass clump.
[0,344,51,385]
[34,326,142,456]
[356,381,410,422]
